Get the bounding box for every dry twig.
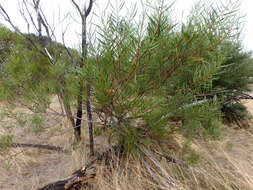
[139,146,178,188]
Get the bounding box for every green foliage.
[221,102,251,127]
[182,144,202,166]
[0,26,49,106]
[85,1,242,150]
[0,0,249,152]
[0,25,81,114]
[0,25,23,63]
[178,102,222,139]
[213,41,253,124]
[0,134,14,151]
[28,114,45,133]
[213,41,253,91]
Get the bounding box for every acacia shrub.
[85,1,241,149]
[0,1,246,151]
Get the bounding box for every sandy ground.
[0,94,253,190]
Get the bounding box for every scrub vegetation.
[0,0,252,189]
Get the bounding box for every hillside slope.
[0,95,252,190]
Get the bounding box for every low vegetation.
[0,0,252,189]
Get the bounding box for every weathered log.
[38,167,96,190]
[38,146,121,190]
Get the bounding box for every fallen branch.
[0,143,69,153]
[153,150,204,179]
[37,167,96,190]
[153,150,189,168]
[139,146,177,188]
[38,146,121,190]
[136,151,171,190]
[137,152,161,184]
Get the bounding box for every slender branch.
[33,0,42,36]
[71,0,83,20]
[0,3,50,59]
[139,146,177,187]
[22,0,39,34]
[85,0,93,17]
[19,2,30,33]
[137,152,162,186]
[153,150,189,168]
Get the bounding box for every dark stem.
[86,83,94,156]
[75,94,82,141]
[33,0,42,37]
[74,0,94,149]
[60,90,80,142]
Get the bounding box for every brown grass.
[76,126,252,190]
[0,96,253,190]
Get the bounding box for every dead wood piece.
[0,143,69,153]
[139,146,178,188]
[37,179,69,190]
[38,146,121,190]
[137,152,161,186]
[65,167,96,190]
[153,151,204,180]
[38,162,96,190]
[153,150,189,168]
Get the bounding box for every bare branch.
[39,9,56,40]
[61,24,75,64]
[71,0,84,20]
[31,0,53,42]
[71,0,93,19]
[22,0,39,33]
[18,2,30,33]
[44,47,53,61]
[0,1,53,62]
[139,146,177,187]
[0,4,20,32]
[85,0,93,17]
[33,0,42,36]
[153,150,189,168]
[137,152,162,186]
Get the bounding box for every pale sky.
[0,0,252,51]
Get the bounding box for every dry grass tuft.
[78,127,253,190]
[1,97,253,190]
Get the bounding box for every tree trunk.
[33,0,42,37]
[86,82,94,156]
[73,0,94,154]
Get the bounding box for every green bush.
[86,1,242,149]
[214,41,253,92]
[0,0,249,151]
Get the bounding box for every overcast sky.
[0,0,252,51]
